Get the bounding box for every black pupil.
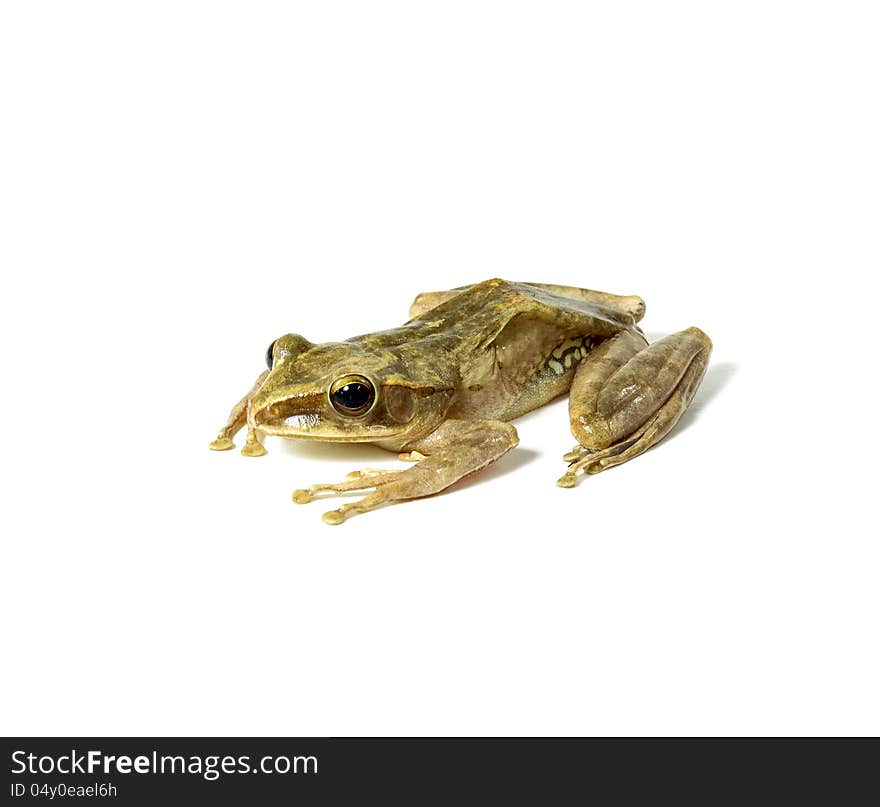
[332,382,372,411]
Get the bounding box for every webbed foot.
[240,425,267,457]
[209,436,235,451]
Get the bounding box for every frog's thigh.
[293,419,518,524]
[526,283,646,323]
[408,286,472,319]
[559,327,711,486]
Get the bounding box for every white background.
[1,2,877,736]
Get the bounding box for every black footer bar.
[3,738,877,804]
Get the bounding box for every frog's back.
[353,278,643,351]
[382,279,646,422]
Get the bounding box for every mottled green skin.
[249,279,644,451]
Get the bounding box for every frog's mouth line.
[251,400,401,441]
[251,394,323,430]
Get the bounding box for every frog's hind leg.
[558,327,711,487]
[525,283,646,323]
[209,370,270,456]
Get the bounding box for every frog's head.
[248,333,454,443]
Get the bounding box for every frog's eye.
[265,339,277,369]
[329,375,376,416]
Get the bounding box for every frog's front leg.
[558,327,711,486]
[209,370,270,456]
[292,420,519,524]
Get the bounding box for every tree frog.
[210,279,711,524]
